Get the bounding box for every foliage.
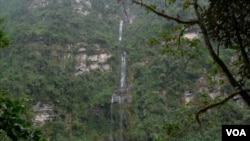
[0,0,249,141]
[0,11,46,141]
[0,18,10,49]
[131,0,250,105]
[131,0,250,140]
[0,90,46,141]
[203,0,250,82]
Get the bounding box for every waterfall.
[110,52,127,141]
[110,1,131,140]
[119,52,126,141]
[119,96,124,141]
[120,51,127,88]
[110,98,114,141]
[119,20,123,41]
[110,51,127,141]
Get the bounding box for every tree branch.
[131,0,198,25]
[232,15,250,78]
[196,89,250,127]
[193,0,250,106]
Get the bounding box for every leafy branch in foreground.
[0,91,46,141]
[131,0,198,25]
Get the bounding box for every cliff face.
[73,0,92,15]
[3,0,116,75]
[74,42,112,75]
[33,102,54,124]
[29,0,50,9]
[1,0,247,140]
[0,0,117,127]
[29,0,92,16]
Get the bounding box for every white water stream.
[120,51,127,88]
[119,20,124,41]
[110,51,127,141]
[110,1,131,140]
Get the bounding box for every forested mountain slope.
[0,0,249,140]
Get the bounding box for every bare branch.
[196,89,250,127]
[131,0,198,25]
[178,25,190,46]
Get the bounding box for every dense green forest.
[0,0,249,140]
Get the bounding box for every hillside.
[0,0,249,140]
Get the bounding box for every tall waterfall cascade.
[110,1,133,140]
[110,51,131,141]
[111,51,130,103]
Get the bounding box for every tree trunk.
[193,0,250,106]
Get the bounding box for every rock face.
[182,73,226,104]
[74,43,112,75]
[183,26,199,40]
[111,93,132,103]
[29,0,50,9]
[75,52,111,75]
[26,0,110,75]
[196,74,224,98]
[29,0,92,16]
[183,33,198,40]
[33,102,54,124]
[183,90,195,104]
[73,0,92,15]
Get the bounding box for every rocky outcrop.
[29,0,50,9]
[29,0,92,16]
[33,102,54,124]
[183,90,195,104]
[75,43,111,75]
[183,26,199,40]
[182,73,225,104]
[73,0,92,15]
[75,52,111,75]
[183,33,198,40]
[111,93,132,103]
